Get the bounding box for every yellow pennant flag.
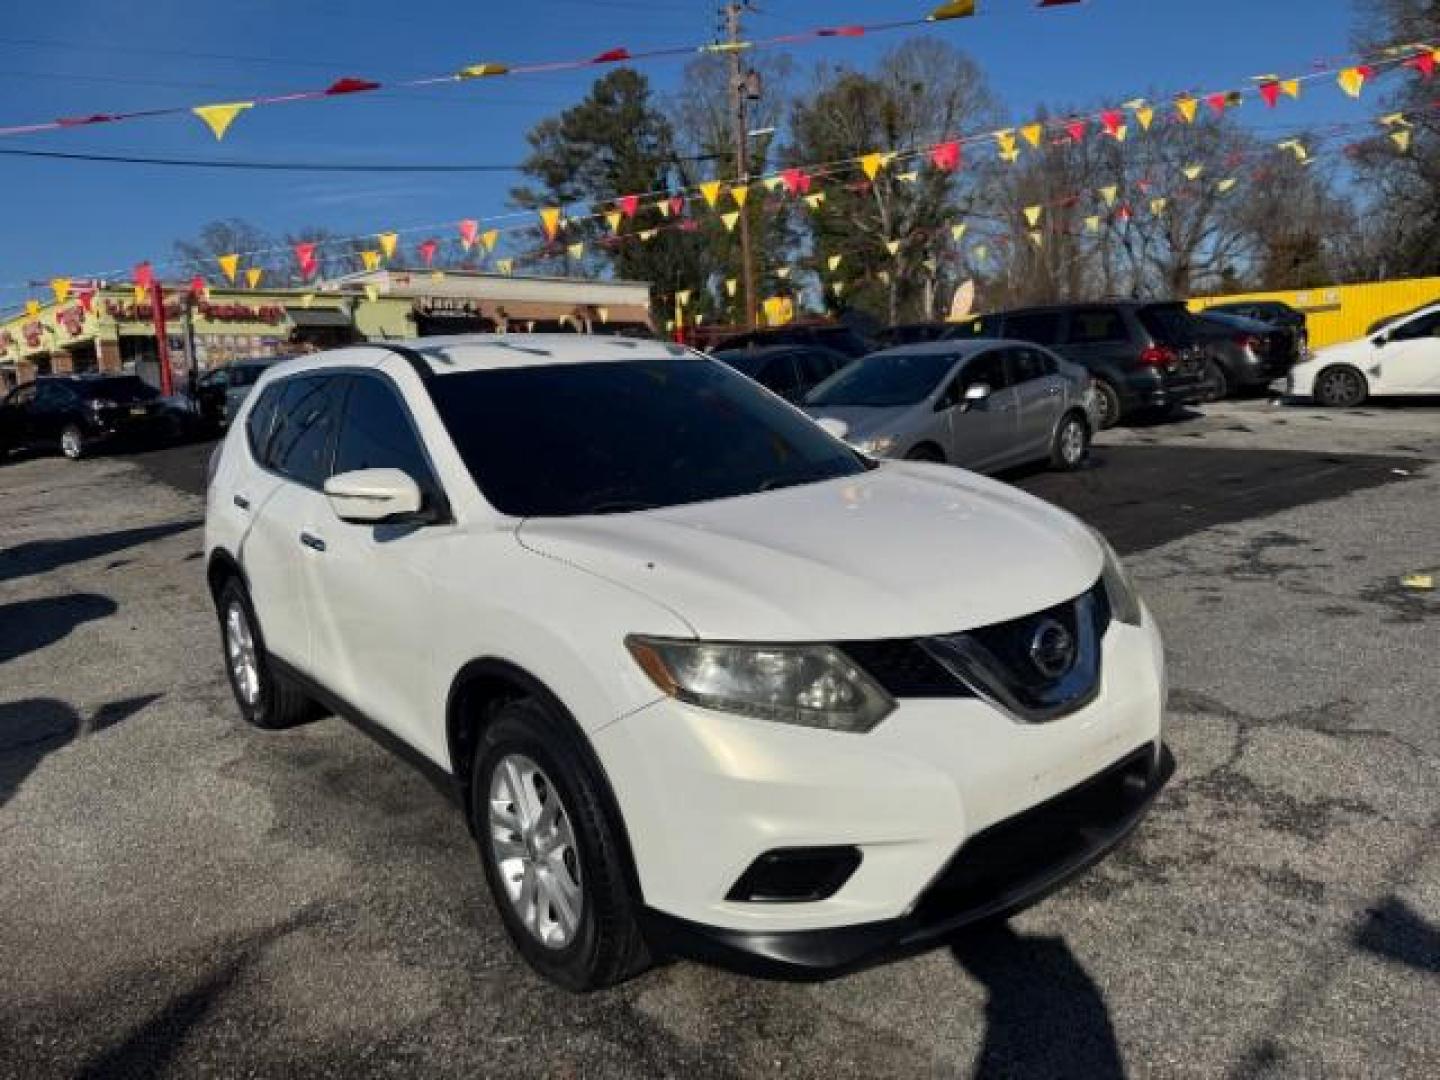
[973,244,988,261]
[1112,123,1129,143]
[897,170,919,183]
[1028,231,1043,248]
[1175,96,1199,124]
[1391,129,1413,152]
[1380,112,1410,127]
[458,63,509,79]
[885,240,901,256]
[860,152,887,180]
[831,282,845,297]
[1020,123,1043,149]
[639,229,657,242]
[364,284,380,303]
[729,184,750,208]
[246,267,264,288]
[1085,215,1101,233]
[360,250,382,272]
[927,0,976,21]
[655,198,672,218]
[1217,177,1238,193]
[721,211,740,232]
[776,267,791,280]
[1099,184,1118,207]
[1337,66,1367,98]
[877,270,891,286]
[994,129,1017,156]
[193,101,253,141]
[724,278,738,298]
[567,242,585,260]
[804,193,826,209]
[481,229,499,252]
[1280,79,1300,99]
[700,181,723,209]
[1278,139,1309,162]
[25,299,40,316]
[1183,165,1204,181]
[951,223,967,242]
[50,278,71,304]
[999,147,1021,164]
[377,232,398,260]
[1135,104,1155,130]
[1024,205,1043,227]
[496,259,514,275]
[539,208,563,240]
[762,176,784,192]
[217,253,240,282]
[676,289,692,307]
[1150,197,1168,215]
[606,211,623,234]
[827,254,843,271]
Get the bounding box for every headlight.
[853,434,898,456]
[1089,527,1143,626]
[625,636,895,733]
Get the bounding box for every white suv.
[204,335,1172,990]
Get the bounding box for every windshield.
[430,356,867,517]
[76,377,160,403]
[804,351,958,408]
[1136,304,1199,345]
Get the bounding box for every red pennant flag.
[618,194,640,218]
[77,289,95,313]
[190,275,207,296]
[1116,204,1133,221]
[668,194,687,217]
[326,77,381,95]
[1206,92,1230,115]
[1101,110,1124,137]
[418,238,439,266]
[293,241,317,271]
[592,48,632,63]
[818,25,866,36]
[57,114,116,127]
[1066,118,1087,142]
[781,168,806,195]
[1406,51,1436,78]
[1258,81,1281,107]
[458,219,479,246]
[930,140,961,171]
[133,261,154,288]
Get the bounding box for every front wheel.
[1049,412,1090,471]
[215,578,317,729]
[60,424,86,460]
[473,699,649,991]
[1313,365,1368,408]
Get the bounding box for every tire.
[1313,365,1368,408]
[905,443,945,463]
[60,424,86,461]
[1199,359,1230,403]
[1092,380,1123,430]
[1049,411,1090,471]
[215,577,317,729]
[472,698,649,991]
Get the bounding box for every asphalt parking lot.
[2,399,1437,1078]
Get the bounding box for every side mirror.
[815,416,850,441]
[324,468,425,525]
[960,382,992,412]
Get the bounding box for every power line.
[0,147,528,171]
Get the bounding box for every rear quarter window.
[1136,304,1199,345]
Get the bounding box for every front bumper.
[643,742,1174,980]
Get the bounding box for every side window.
[1066,307,1128,345]
[795,351,840,387]
[35,383,74,409]
[1389,310,1440,341]
[1002,311,1062,346]
[333,375,440,497]
[1010,347,1056,384]
[758,355,804,401]
[268,376,344,488]
[245,383,284,463]
[8,384,37,407]
[963,350,1011,392]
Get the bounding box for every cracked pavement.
[1,399,1436,1078]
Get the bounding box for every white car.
[204,335,1172,990]
[1288,302,1440,406]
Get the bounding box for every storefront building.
[0,270,653,391]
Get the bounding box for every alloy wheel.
[224,600,262,707]
[1317,368,1364,407]
[61,427,83,460]
[488,753,583,949]
[1060,418,1087,466]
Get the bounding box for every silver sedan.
[804,339,1094,473]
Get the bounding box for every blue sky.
[0,0,1367,305]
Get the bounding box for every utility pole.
[723,1,758,329]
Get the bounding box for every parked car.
[1289,302,1440,407]
[1191,311,1300,400]
[712,323,872,358]
[0,374,176,461]
[963,302,1210,428]
[803,340,1093,472]
[205,336,1172,989]
[871,322,966,348]
[711,344,852,404]
[1365,297,1440,337]
[1204,300,1308,353]
[194,358,283,430]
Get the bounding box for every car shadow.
[951,922,1127,1079]
[0,520,201,586]
[0,593,119,664]
[0,693,161,809]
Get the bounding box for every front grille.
[839,639,973,698]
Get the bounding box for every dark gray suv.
[959,302,1208,428]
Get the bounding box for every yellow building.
[1190,276,1440,350]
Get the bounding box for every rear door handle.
[233,494,250,511]
[299,531,326,553]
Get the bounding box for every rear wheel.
[1313,365,1367,408]
[60,424,86,460]
[215,578,317,729]
[473,698,649,991]
[1091,380,1123,430]
[1199,359,1230,403]
[1049,412,1090,471]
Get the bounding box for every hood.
[517,463,1101,642]
[801,404,918,443]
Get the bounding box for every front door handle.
[299,531,326,553]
